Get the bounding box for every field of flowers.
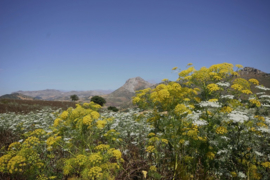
[0,63,270,180]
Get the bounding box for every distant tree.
[70,94,79,101]
[90,96,106,106]
[108,106,119,112]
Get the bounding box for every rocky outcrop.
[105,77,154,107]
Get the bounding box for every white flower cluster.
[216,82,230,87]
[227,111,249,123]
[199,101,221,108]
[221,95,234,99]
[255,85,270,91]
[256,92,266,95]
[259,95,270,99]
[193,119,208,126]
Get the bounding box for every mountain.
[103,77,154,108]
[0,93,35,100]
[238,67,270,94]
[14,89,113,101]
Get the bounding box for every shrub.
[90,96,106,106]
[107,106,119,112]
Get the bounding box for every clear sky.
[1,0,269,96]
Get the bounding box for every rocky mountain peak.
[122,77,153,93]
[239,67,270,77]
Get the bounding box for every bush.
[90,96,106,106]
[107,106,119,112]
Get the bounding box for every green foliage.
[90,96,106,106]
[107,106,119,112]
[70,94,79,101]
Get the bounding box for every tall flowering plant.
[133,63,270,179]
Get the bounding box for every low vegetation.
[0,63,270,180]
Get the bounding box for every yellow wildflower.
[242,90,252,94]
[91,111,100,119]
[172,67,178,70]
[261,162,270,168]
[96,120,107,129]
[88,166,103,179]
[206,152,215,160]
[220,106,233,113]
[142,170,147,178]
[112,149,122,159]
[132,97,140,104]
[162,78,168,82]
[231,84,243,91]
[146,146,155,153]
[148,133,155,137]
[235,64,243,69]
[60,111,68,120]
[209,99,218,102]
[83,115,92,126]
[249,78,259,85]
[207,83,220,93]
[149,166,157,171]
[249,99,261,107]
[216,126,228,134]
[161,139,168,144]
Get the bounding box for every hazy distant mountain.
[14,89,113,101]
[104,77,154,108]
[0,93,35,100]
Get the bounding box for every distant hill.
[0,93,35,100]
[4,67,269,108]
[238,67,270,94]
[103,77,154,108]
[14,89,113,101]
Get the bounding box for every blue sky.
[1,0,269,96]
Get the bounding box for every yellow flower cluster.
[8,142,21,151]
[242,90,253,94]
[235,64,244,69]
[46,136,61,151]
[220,106,233,113]
[91,111,100,119]
[53,118,62,127]
[7,155,26,174]
[161,139,168,144]
[162,78,169,82]
[112,149,122,159]
[174,104,190,115]
[257,122,267,128]
[88,166,103,179]
[231,84,243,91]
[254,115,265,122]
[146,146,155,153]
[233,78,250,90]
[0,154,12,173]
[207,83,220,93]
[60,111,69,120]
[231,171,237,177]
[75,154,87,166]
[23,136,41,148]
[261,162,270,168]
[30,129,46,136]
[95,144,110,151]
[178,66,195,78]
[89,153,103,165]
[172,67,178,70]
[96,120,107,129]
[206,152,215,160]
[249,78,259,85]
[249,99,261,107]
[216,126,228,134]
[82,115,92,126]
[148,132,155,137]
[149,165,157,171]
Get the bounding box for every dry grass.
[0,99,76,114]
